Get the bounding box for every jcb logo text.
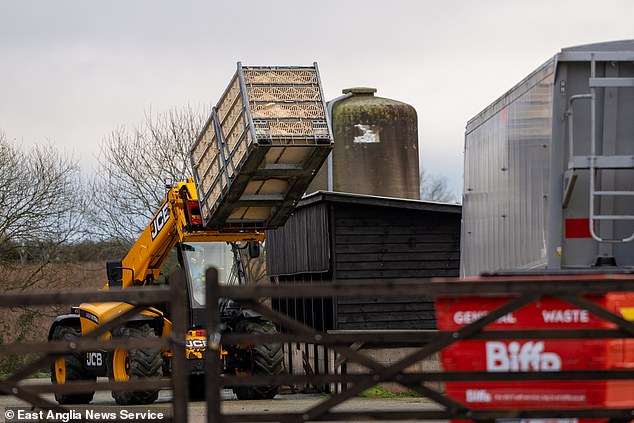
[151,203,170,240]
[86,352,103,367]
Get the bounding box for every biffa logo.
[466,389,491,403]
[486,341,561,372]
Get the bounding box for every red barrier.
[436,288,634,422]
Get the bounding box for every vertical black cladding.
[266,202,330,276]
[271,272,335,332]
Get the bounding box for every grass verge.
[359,384,419,398]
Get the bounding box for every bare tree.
[89,105,207,242]
[0,132,86,289]
[420,169,460,203]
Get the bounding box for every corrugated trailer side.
[461,59,556,276]
[462,40,634,277]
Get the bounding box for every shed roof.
[560,39,634,53]
[298,190,461,214]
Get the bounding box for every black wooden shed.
[266,191,461,331]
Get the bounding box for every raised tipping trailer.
[190,63,333,230]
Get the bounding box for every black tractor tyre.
[108,324,162,405]
[50,325,95,404]
[189,374,206,401]
[232,319,285,400]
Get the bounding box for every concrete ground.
[0,380,446,423]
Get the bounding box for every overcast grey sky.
[2,0,634,195]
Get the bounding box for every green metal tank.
[307,87,420,199]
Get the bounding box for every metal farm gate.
[0,271,191,423]
[206,269,634,422]
[1,269,633,422]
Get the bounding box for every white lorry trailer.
[461,40,634,276]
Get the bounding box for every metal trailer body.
[190,63,333,230]
[461,40,634,276]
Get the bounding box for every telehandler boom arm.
[108,179,263,289]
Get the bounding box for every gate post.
[171,269,189,423]
[205,267,222,423]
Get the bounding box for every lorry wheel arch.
[48,314,80,341]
